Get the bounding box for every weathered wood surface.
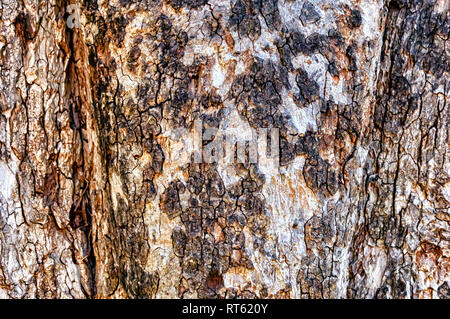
[0,0,448,298]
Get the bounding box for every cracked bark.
[0,0,448,299]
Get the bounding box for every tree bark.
[0,0,448,298]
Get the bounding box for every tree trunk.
[0,0,448,299]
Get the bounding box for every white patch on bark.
[238,157,319,297]
[0,161,15,202]
[211,59,225,89]
[336,247,350,298]
[280,90,317,134]
[363,246,387,296]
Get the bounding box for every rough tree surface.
[0,0,448,298]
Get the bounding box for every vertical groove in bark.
[0,0,91,298]
[361,0,449,299]
[66,7,97,297]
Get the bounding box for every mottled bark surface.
[0,0,448,298]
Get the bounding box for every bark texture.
[0,0,448,298]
